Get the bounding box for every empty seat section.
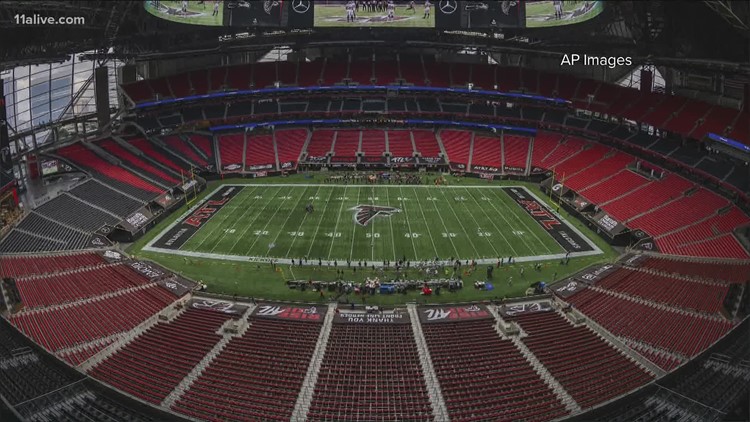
[275,129,308,167]
[88,307,233,404]
[374,59,398,85]
[672,234,750,260]
[16,263,151,309]
[129,138,188,173]
[387,131,414,157]
[470,136,501,168]
[0,251,104,279]
[472,64,495,89]
[629,188,729,235]
[551,142,609,176]
[422,318,568,421]
[173,317,322,421]
[413,130,441,157]
[322,60,347,85]
[441,130,471,165]
[163,136,209,167]
[277,62,297,85]
[539,136,586,169]
[306,130,335,158]
[225,64,252,90]
[565,288,733,357]
[245,134,276,168]
[10,284,177,352]
[530,132,563,168]
[332,130,359,158]
[217,134,244,170]
[596,267,731,314]
[253,62,276,88]
[601,175,693,222]
[360,130,385,157]
[578,170,650,204]
[309,322,432,421]
[507,311,653,409]
[169,73,191,98]
[33,194,119,233]
[187,134,215,161]
[56,145,163,197]
[349,60,372,85]
[190,69,208,95]
[99,140,179,186]
[299,60,324,86]
[563,152,632,191]
[208,67,227,91]
[504,135,530,171]
[638,255,750,284]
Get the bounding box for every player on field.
[553,0,563,19]
[346,0,356,22]
[387,0,395,21]
[182,0,188,13]
[423,0,431,19]
[406,0,416,13]
[213,0,220,16]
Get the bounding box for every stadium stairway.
[407,304,449,421]
[291,305,336,422]
[162,304,256,409]
[80,298,187,371]
[488,305,582,413]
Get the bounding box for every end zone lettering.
[518,199,561,230]
[151,186,244,250]
[185,199,229,228]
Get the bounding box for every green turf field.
[314,4,434,28]
[525,0,603,28]
[132,176,616,305]
[145,0,223,26]
[147,184,601,262]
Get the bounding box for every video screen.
[314,1,435,28]
[435,1,524,30]
[525,0,604,28]
[145,0,224,26]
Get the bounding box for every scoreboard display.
[145,0,603,29]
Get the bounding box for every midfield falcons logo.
[350,205,401,226]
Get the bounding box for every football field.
[146,184,600,264]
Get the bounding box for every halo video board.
[145,0,604,29]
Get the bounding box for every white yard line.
[464,187,518,256]
[348,186,362,261]
[384,186,397,262]
[306,186,337,258]
[454,188,501,258]
[265,186,312,257]
[326,185,348,260]
[194,186,259,251]
[243,188,296,256]
[423,187,461,259]
[224,186,284,254]
[411,187,445,260]
[435,186,481,258]
[283,185,323,257]
[398,185,420,259]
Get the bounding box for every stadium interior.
[0,1,749,421]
